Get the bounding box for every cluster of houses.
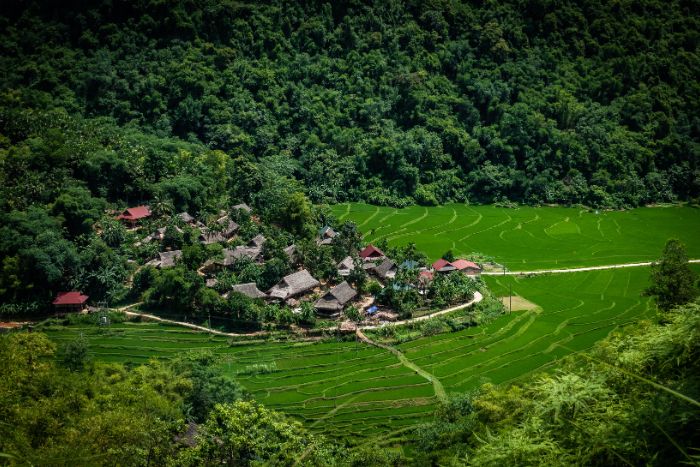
[53,205,481,319]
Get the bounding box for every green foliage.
[414,299,700,465]
[61,334,91,371]
[0,332,191,466]
[174,401,338,466]
[170,350,246,423]
[429,272,477,308]
[344,305,362,323]
[645,239,699,310]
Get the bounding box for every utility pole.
[509,284,512,314]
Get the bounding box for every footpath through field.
[356,328,448,402]
[482,259,700,276]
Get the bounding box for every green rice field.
[42,266,682,442]
[330,203,700,269]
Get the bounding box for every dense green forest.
[1,0,699,210]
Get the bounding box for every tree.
[645,239,698,310]
[175,401,336,466]
[62,335,91,371]
[280,191,315,239]
[169,351,245,423]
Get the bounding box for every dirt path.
[118,303,268,337]
[359,291,483,330]
[356,328,447,402]
[482,259,700,276]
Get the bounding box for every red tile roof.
[52,291,89,305]
[419,270,434,280]
[359,245,385,259]
[117,205,151,221]
[451,259,481,270]
[432,258,453,271]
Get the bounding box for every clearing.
[499,295,539,311]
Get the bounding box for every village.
[52,203,483,330]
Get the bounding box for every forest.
[1,0,699,210]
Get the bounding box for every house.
[201,246,262,274]
[52,291,89,313]
[178,212,196,225]
[419,270,434,281]
[268,269,320,301]
[199,217,239,244]
[418,270,434,294]
[318,226,336,246]
[232,203,252,213]
[248,234,266,248]
[117,205,151,226]
[225,282,267,300]
[284,244,297,262]
[337,256,355,276]
[359,244,385,261]
[451,259,482,276]
[315,281,357,314]
[400,260,420,270]
[373,258,398,280]
[148,250,182,269]
[141,225,184,244]
[432,258,456,273]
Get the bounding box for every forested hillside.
[2,0,699,209]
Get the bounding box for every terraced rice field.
[331,203,700,269]
[42,266,683,442]
[42,325,437,439]
[401,267,661,394]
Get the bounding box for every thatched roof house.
[318,226,336,246]
[233,203,252,213]
[148,250,182,269]
[315,281,357,313]
[201,246,262,273]
[284,244,297,261]
[199,217,239,244]
[337,256,355,276]
[268,269,320,301]
[373,258,397,280]
[141,225,184,244]
[225,282,267,300]
[159,250,182,268]
[178,212,196,224]
[248,234,266,248]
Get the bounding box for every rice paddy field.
[43,266,696,443]
[330,203,700,269]
[39,204,700,443]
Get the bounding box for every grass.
[331,203,700,268]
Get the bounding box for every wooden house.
[268,269,320,302]
[52,291,89,313]
[315,281,357,314]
